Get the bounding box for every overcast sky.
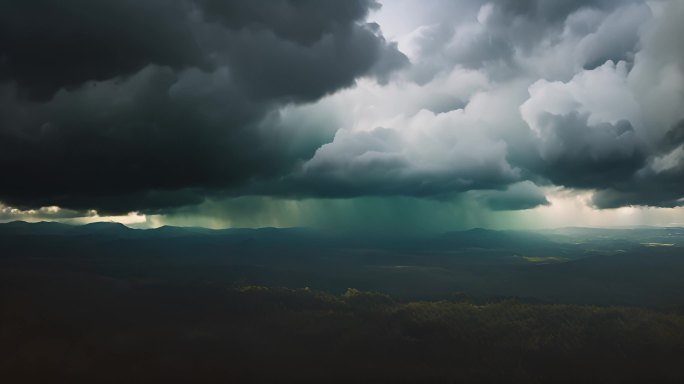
[1,0,683,231]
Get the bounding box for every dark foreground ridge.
[3,284,684,383]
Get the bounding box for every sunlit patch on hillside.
[641,243,675,247]
[522,256,569,264]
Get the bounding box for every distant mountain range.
[2,221,683,307]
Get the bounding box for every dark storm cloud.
[406,0,644,84]
[530,113,646,189]
[0,0,202,101]
[1,0,683,216]
[496,0,634,22]
[199,0,379,44]
[0,65,264,213]
[278,125,520,199]
[0,0,407,213]
[590,119,684,209]
[496,0,646,66]
[592,157,684,209]
[473,181,550,211]
[220,21,407,102]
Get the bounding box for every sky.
[1,0,684,232]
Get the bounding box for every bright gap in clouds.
[3,193,683,232]
[0,203,148,227]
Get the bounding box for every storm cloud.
[0,0,406,213]
[1,0,683,223]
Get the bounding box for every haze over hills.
[3,221,684,307]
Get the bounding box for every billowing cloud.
[520,61,647,188]
[518,2,684,207]
[0,0,406,214]
[473,181,550,211]
[0,0,202,100]
[290,109,520,197]
[1,0,684,228]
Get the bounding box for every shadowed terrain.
[2,222,684,382]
